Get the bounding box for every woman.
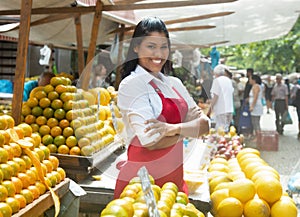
[249,74,264,140]
[114,17,210,198]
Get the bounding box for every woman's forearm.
[178,115,210,138]
[145,134,183,150]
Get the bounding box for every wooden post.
[115,24,125,90]
[12,0,32,125]
[74,15,84,76]
[81,0,102,90]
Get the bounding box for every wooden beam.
[0,0,237,15]
[82,0,103,90]
[115,24,124,90]
[109,11,234,34]
[74,15,85,76]
[12,0,32,125]
[172,40,230,49]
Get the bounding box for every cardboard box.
[256,131,279,151]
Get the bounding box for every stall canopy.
[0,0,299,48]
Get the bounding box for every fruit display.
[100,176,205,217]
[21,76,123,156]
[0,115,66,216]
[208,147,298,217]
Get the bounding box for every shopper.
[243,68,254,103]
[271,73,289,135]
[249,74,264,141]
[263,75,273,114]
[291,78,300,139]
[207,64,234,132]
[114,17,210,198]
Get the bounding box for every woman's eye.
[147,45,155,49]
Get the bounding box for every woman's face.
[134,32,169,73]
[249,76,255,85]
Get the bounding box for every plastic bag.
[282,110,293,125]
[238,102,252,132]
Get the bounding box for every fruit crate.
[51,140,124,182]
[12,178,70,217]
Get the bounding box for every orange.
[26,97,39,108]
[43,107,54,119]
[228,178,255,204]
[0,147,9,163]
[59,119,70,129]
[255,176,282,204]
[209,175,232,193]
[270,196,297,217]
[20,189,34,205]
[56,167,66,180]
[39,97,51,108]
[57,145,69,155]
[46,173,57,187]
[0,170,3,183]
[30,132,42,147]
[43,84,54,93]
[80,145,95,156]
[54,109,66,120]
[65,136,77,148]
[17,173,31,189]
[29,86,44,98]
[42,159,53,173]
[48,156,59,170]
[21,104,31,116]
[39,145,50,160]
[101,204,128,217]
[0,163,13,180]
[42,135,53,146]
[34,90,47,100]
[70,119,81,129]
[50,126,62,137]
[60,92,74,103]
[39,125,51,136]
[210,188,229,215]
[106,198,134,217]
[25,169,37,185]
[24,115,36,125]
[35,181,47,195]
[1,115,14,129]
[51,171,62,184]
[3,145,14,161]
[50,77,63,87]
[27,185,40,200]
[12,157,26,173]
[47,144,57,153]
[21,155,32,169]
[11,177,23,194]
[217,197,243,217]
[65,110,76,122]
[2,180,16,197]
[14,194,26,209]
[5,197,20,214]
[47,117,59,128]
[53,135,66,146]
[0,202,12,217]
[244,198,270,217]
[51,99,63,110]
[36,116,47,126]
[6,160,20,176]
[34,147,45,162]
[0,117,8,131]
[0,185,8,202]
[55,84,68,94]
[63,100,74,111]
[69,146,81,156]
[17,123,32,137]
[62,127,73,137]
[0,134,4,147]
[12,126,24,139]
[47,91,59,101]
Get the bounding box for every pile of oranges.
[21,76,120,156]
[208,147,298,217]
[0,115,66,216]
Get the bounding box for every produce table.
[78,139,212,216]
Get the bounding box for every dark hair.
[251,74,262,85]
[247,68,254,75]
[121,17,172,79]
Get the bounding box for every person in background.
[290,78,300,139]
[91,64,109,88]
[23,72,55,101]
[207,64,234,132]
[232,74,242,132]
[249,74,264,141]
[271,73,289,135]
[114,17,210,198]
[243,68,254,103]
[264,75,273,114]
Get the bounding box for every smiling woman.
[114,17,210,199]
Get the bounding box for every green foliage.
[214,17,300,75]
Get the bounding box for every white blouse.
[117,65,197,146]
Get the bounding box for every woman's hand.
[184,106,202,122]
[144,119,179,138]
[249,106,254,112]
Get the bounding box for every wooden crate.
[256,130,279,151]
[52,141,124,181]
[12,178,70,217]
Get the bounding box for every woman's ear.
[133,45,139,53]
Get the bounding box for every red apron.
[114,80,188,198]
